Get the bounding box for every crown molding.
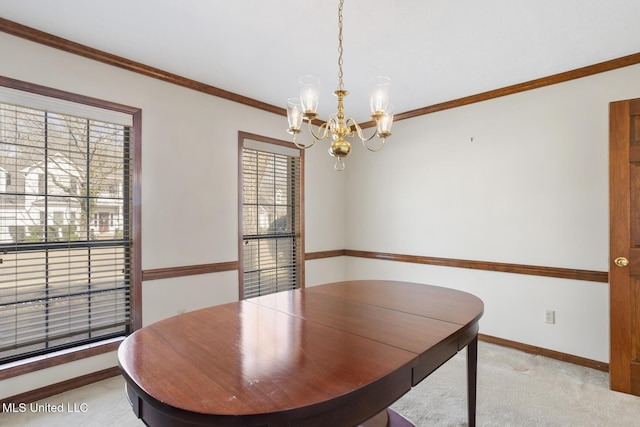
[0,17,285,117]
[2,18,640,123]
[395,52,640,122]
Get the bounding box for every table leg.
[467,335,478,427]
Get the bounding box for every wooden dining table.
[118,280,484,427]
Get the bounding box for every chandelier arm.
[347,118,387,152]
[306,119,332,142]
[291,120,330,150]
[363,137,387,152]
[292,134,316,151]
[348,118,378,143]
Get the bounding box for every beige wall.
[0,32,345,399]
[3,28,640,398]
[344,64,640,362]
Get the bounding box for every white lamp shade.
[377,108,394,135]
[299,75,320,114]
[287,98,303,131]
[369,76,391,114]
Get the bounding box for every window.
[239,132,304,299]
[0,81,139,364]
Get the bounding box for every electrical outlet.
[545,310,555,324]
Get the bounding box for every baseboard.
[0,366,121,409]
[479,334,609,372]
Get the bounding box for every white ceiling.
[1,0,640,122]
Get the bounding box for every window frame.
[238,131,305,300]
[0,76,141,378]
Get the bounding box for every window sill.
[0,337,124,381]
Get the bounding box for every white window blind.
[0,97,132,363]
[241,138,301,299]
[0,86,133,127]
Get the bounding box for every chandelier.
[286,0,393,171]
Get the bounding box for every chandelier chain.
[337,0,344,91]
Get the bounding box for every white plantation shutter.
[0,94,132,363]
[241,136,302,299]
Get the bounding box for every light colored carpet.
[2,341,640,426]
[391,342,640,426]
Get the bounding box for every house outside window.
[239,132,304,300]
[0,82,139,364]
